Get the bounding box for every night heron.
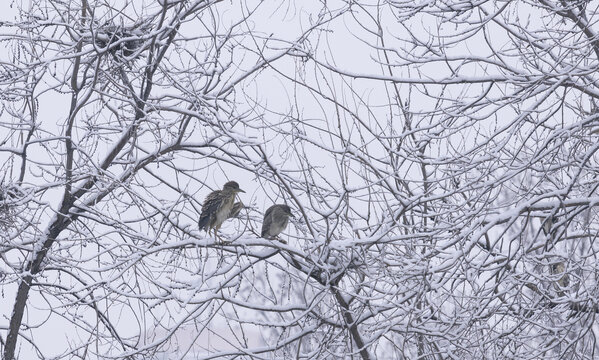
[198,181,245,240]
[261,204,294,242]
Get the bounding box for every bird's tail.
[198,215,210,231]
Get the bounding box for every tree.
[2,0,599,359]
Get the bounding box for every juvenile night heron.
[198,181,245,240]
[261,204,294,243]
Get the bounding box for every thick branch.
[333,288,371,360]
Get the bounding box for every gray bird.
[198,181,245,240]
[261,204,294,242]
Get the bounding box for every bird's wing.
[198,190,221,230]
[228,202,243,219]
[261,205,276,237]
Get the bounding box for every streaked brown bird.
[198,181,245,240]
[261,204,294,243]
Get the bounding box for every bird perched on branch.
[198,181,245,240]
[261,204,294,243]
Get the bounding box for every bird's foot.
[276,236,287,244]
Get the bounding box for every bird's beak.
[237,189,246,193]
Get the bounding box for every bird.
[261,204,294,243]
[198,181,245,240]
